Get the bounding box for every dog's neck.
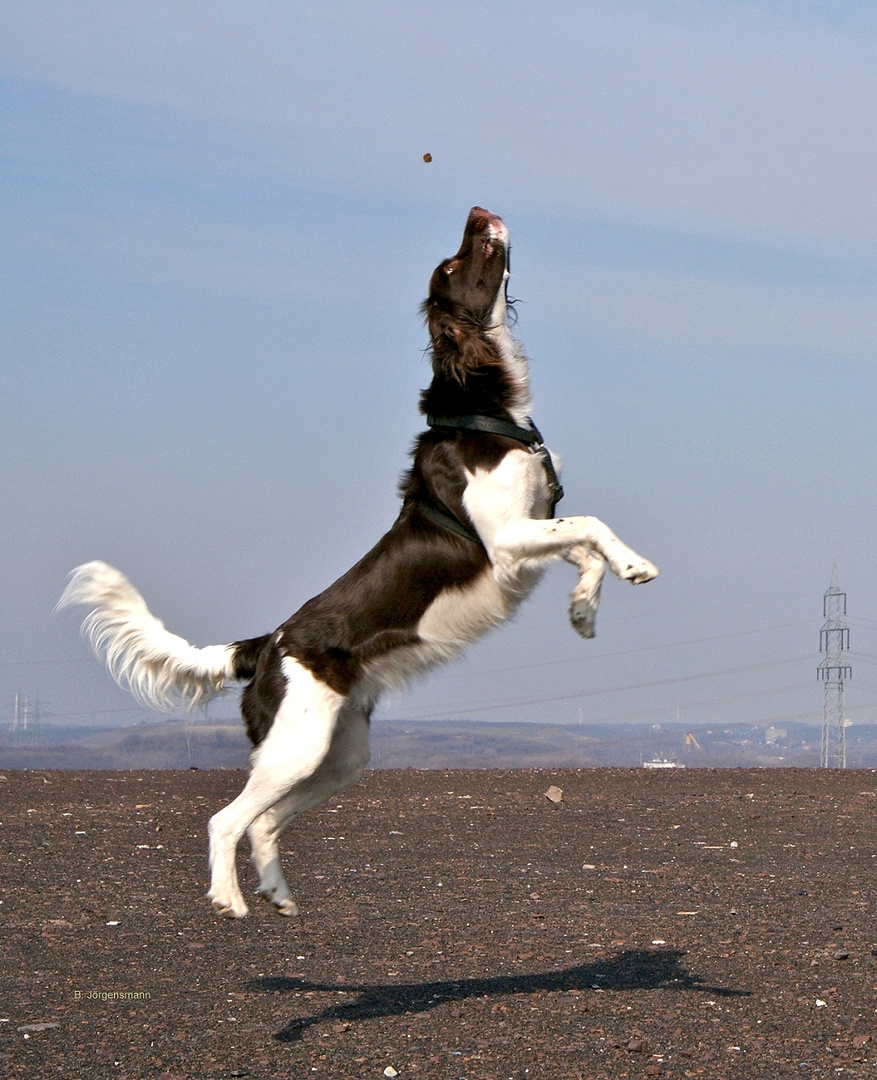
[420,353,530,425]
[485,319,531,426]
[485,272,531,424]
[421,302,532,425]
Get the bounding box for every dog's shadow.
[251,948,750,1043]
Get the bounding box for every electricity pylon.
[817,565,850,768]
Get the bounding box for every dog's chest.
[361,449,554,693]
[362,563,538,693]
[463,446,555,541]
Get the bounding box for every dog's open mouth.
[467,209,509,273]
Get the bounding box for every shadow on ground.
[252,949,750,1042]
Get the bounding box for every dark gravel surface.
[2,767,876,1079]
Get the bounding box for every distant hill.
[0,720,251,771]
[3,716,877,770]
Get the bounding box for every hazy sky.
[4,1,877,741]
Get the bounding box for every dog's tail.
[57,561,269,712]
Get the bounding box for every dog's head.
[423,207,510,379]
[427,206,509,322]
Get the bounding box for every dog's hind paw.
[208,891,249,919]
[258,888,300,917]
[272,897,300,917]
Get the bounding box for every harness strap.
[427,413,543,445]
[416,413,565,547]
[415,499,483,546]
[427,413,564,515]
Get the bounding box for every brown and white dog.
[59,207,658,918]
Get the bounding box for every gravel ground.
[2,767,876,1079]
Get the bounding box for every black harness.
[416,414,564,547]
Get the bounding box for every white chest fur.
[463,448,554,558]
[360,449,554,695]
[362,560,543,697]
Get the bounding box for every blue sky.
[3,1,877,738]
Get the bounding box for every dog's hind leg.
[246,795,303,916]
[247,705,370,916]
[206,659,348,919]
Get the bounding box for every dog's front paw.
[626,558,659,585]
[570,596,597,638]
[610,552,659,585]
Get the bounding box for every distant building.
[765,726,787,745]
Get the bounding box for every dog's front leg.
[491,515,659,585]
[562,546,606,639]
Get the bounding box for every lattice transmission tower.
[10,694,42,746]
[817,565,851,768]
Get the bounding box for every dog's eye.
[444,259,460,276]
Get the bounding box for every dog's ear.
[425,304,502,384]
[422,300,455,348]
[454,330,502,382]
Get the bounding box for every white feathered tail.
[57,561,237,711]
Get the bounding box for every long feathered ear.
[424,302,503,384]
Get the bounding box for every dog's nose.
[467,208,508,249]
[468,206,504,231]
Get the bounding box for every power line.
[385,653,813,722]
[419,618,815,684]
[0,657,96,668]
